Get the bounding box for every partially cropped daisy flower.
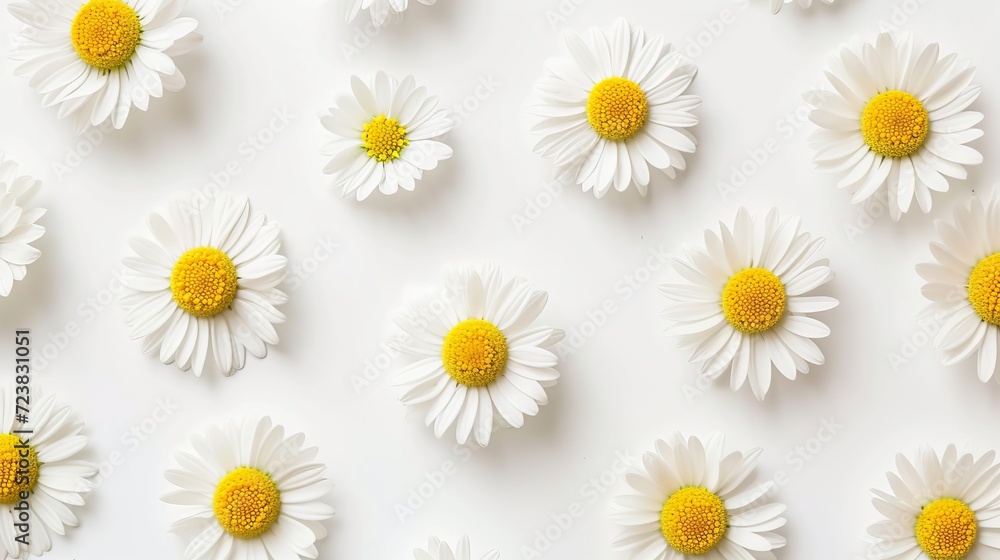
[659,208,838,400]
[807,33,983,220]
[0,153,45,298]
[868,444,1000,560]
[321,71,453,201]
[414,535,500,560]
[529,18,701,198]
[121,193,287,377]
[392,262,564,447]
[0,388,96,559]
[916,192,1000,382]
[771,0,834,12]
[346,0,435,28]
[612,433,786,559]
[8,0,202,132]
[163,416,335,560]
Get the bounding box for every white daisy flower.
[8,0,202,133]
[391,262,564,447]
[916,191,1000,382]
[611,433,786,560]
[0,388,96,560]
[345,0,435,28]
[414,535,500,560]
[868,444,1000,560]
[771,0,834,13]
[163,416,335,560]
[529,18,700,198]
[121,192,287,377]
[0,154,45,298]
[321,71,453,201]
[806,32,983,220]
[659,208,838,400]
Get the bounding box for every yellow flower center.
[660,487,728,555]
[213,467,281,539]
[441,319,509,387]
[0,434,39,505]
[586,77,649,141]
[169,247,238,318]
[861,90,929,158]
[915,498,977,560]
[968,253,1000,326]
[361,114,409,162]
[71,0,142,71]
[722,267,786,334]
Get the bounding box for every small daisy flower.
[392,262,564,447]
[321,71,453,201]
[8,0,202,133]
[611,433,786,559]
[771,0,834,12]
[529,18,701,198]
[0,153,45,298]
[121,192,287,378]
[0,388,96,559]
[868,444,1000,560]
[807,32,983,220]
[414,535,500,560]
[916,191,1000,382]
[163,416,335,560]
[659,208,838,400]
[346,0,435,28]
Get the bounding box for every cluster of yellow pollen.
[169,247,239,318]
[914,498,977,560]
[968,253,1000,325]
[71,0,142,71]
[441,319,509,387]
[660,487,728,555]
[213,467,282,539]
[0,434,39,504]
[860,90,929,158]
[586,77,649,141]
[361,114,409,162]
[721,267,786,334]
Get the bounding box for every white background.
[1,0,1000,558]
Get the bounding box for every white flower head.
[807,32,983,220]
[0,154,45,297]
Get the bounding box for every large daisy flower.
[321,71,453,201]
[391,262,564,447]
[414,535,500,560]
[771,0,834,12]
[529,18,701,198]
[346,0,435,28]
[916,192,1000,382]
[868,444,1000,560]
[162,416,335,560]
[806,33,983,220]
[0,153,45,298]
[611,433,786,560]
[0,387,96,559]
[8,0,202,133]
[121,192,287,377]
[659,208,838,400]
